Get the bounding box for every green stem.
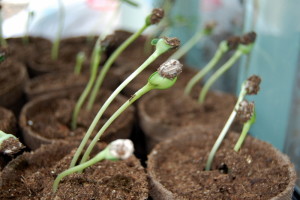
[23,11,33,45]
[74,52,86,75]
[69,40,170,168]
[86,23,149,110]
[0,9,7,47]
[71,44,102,130]
[199,50,243,103]
[80,84,153,165]
[184,41,228,95]
[205,84,247,171]
[53,147,112,193]
[51,0,65,61]
[234,110,256,152]
[169,29,209,61]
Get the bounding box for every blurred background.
[2,0,300,187]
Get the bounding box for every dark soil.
[0,106,17,134]
[148,127,294,200]
[0,142,148,200]
[143,88,236,129]
[22,89,134,145]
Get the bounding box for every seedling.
[0,4,7,47]
[86,8,165,110]
[169,21,216,60]
[205,75,261,171]
[53,139,134,192]
[51,0,65,60]
[199,32,257,103]
[71,40,102,130]
[69,37,180,168]
[23,11,34,45]
[0,130,24,156]
[184,35,240,95]
[79,59,182,165]
[73,51,86,75]
[234,100,256,152]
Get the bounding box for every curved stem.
[169,29,208,60]
[234,110,256,152]
[86,23,149,110]
[53,148,109,193]
[199,50,243,103]
[69,39,172,168]
[71,45,102,130]
[205,84,247,171]
[184,42,228,95]
[51,0,65,60]
[79,84,153,165]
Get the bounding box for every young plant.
[79,59,182,165]
[71,40,102,130]
[86,8,165,110]
[53,139,134,193]
[51,0,65,60]
[205,75,261,171]
[73,51,86,75]
[0,130,24,156]
[234,100,256,152]
[184,35,240,95]
[199,32,257,103]
[23,11,34,45]
[0,4,7,47]
[169,21,216,60]
[69,36,180,168]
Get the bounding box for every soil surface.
[24,89,134,143]
[149,127,293,200]
[0,142,148,200]
[144,88,237,129]
[0,106,17,134]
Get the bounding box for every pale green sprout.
[79,59,182,166]
[73,51,86,75]
[23,11,34,45]
[199,32,256,103]
[53,139,134,193]
[205,75,261,171]
[69,37,180,168]
[51,0,65,60]
[86,8,165,110]
[169,22,216,61]
[71,40,102,130]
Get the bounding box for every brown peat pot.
[26,36,105,77]
[0,106,17,134]
[0,141,149,199]
[138,88,237,151]
[147,126,297,200]
[6,36,51,64]
[19,89,135,150]
[0,58,28,113]
[24,70,119,100]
